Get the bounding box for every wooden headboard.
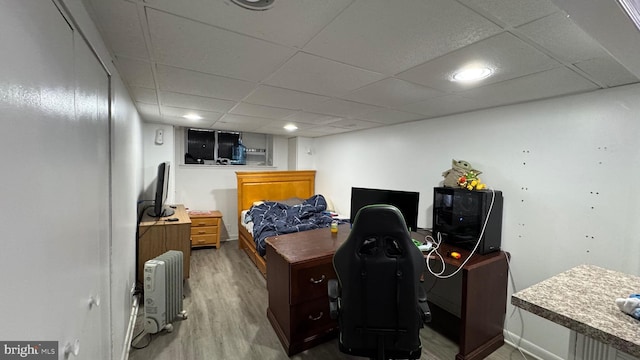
[236,170,316,221]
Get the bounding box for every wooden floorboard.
[129,241,531,360]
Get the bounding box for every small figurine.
[442,159,482,188]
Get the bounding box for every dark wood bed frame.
[236,170,316,276]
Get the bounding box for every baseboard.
[120,293,140,360]
[504,329,564,360]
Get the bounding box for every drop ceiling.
[82,0,640,138]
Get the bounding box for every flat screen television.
[147,161,175,218]
[432,186,503,254]
[350,187,420,231]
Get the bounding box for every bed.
[236,170,318,276]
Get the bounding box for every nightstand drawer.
[191,218,218,227]
[192,234,216,246]
[190,226,217,236]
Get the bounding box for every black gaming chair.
[328,204,431,360]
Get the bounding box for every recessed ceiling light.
[451,67,493,82]
[182,113,202,120]
[284,124,298,131]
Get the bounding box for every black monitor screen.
[350,187,420,231]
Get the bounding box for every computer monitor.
[350,187,420,231]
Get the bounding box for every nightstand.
[188,210,223,248]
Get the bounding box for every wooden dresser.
[188,210,222,248]
[137,204,191,285]
[265,224,349,356]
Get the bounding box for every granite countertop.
[511,264,640,357]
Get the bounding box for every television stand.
[419,236,509,360]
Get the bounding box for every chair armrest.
[418,285,431,324]
[328,279,339,319]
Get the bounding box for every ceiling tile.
[136,102,160,117]
[146,8,296,82]
[517,12,609,64]
[159,115,216,128]
[573,57,639,87]
[458,0,559,27]
[329,118,383,130]
[460,67,599,107]
[159,91,236,113]
[244,85,330,110]
[342,78,444,107]
[86,0,148,59]
[397,32,562,92]
[130,86,158,104]
[160,106,223,122]
[283,112,343,125]
[264,52,386,97]
[142,0,352,48]
[230,103,297,119]
[398,94,488,117]
[303,0,501,74]
[115,57,155,88]
[357,109,424,125]
[156,65,255,101]
[304,98,384,118]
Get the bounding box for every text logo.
[0,342,57,359]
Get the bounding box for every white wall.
[288,136,315,170]
[312,84,640,360]
[0,1,144,359]
[140,126,290,240]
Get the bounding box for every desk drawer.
[192,233,216,246]
[191,217,218,227]
[291,261,336,305]
[291,297,336,339]
[191,226,217,236]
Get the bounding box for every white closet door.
[0,0,111,358]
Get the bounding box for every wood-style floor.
[129,241,531,360]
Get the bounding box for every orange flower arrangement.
[457,170,486,190]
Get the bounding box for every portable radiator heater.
[144,250,188,334]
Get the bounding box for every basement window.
[184,128,272,166]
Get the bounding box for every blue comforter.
[246,194,334,256]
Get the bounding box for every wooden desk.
[138,204,191,285]
[266,224,349,355]
[420,239,509,360]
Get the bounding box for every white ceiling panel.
[264,52,386,97]
[397,32,562,93]
[83,0,640,137]
[160,106,224,122]
[159,91,236,113]
[244,85,330,110]
[398,94,488,118]
[303,0,502,75]
[517,12,610,64]
[156,65,255,101]
[458,0,560,27]
[142,0,353,48]
[130,86,157,104]
[357,109,424,125]
[86,0,148,59]
[460,67,599,107]
[304,99,384,118]
[230,103,297,119]
[115,57,155,88]
[147,8,296,82]
[158,115,216,128]
[573,57,639,87]
[283,112,343,125]
[342,78,444,107]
